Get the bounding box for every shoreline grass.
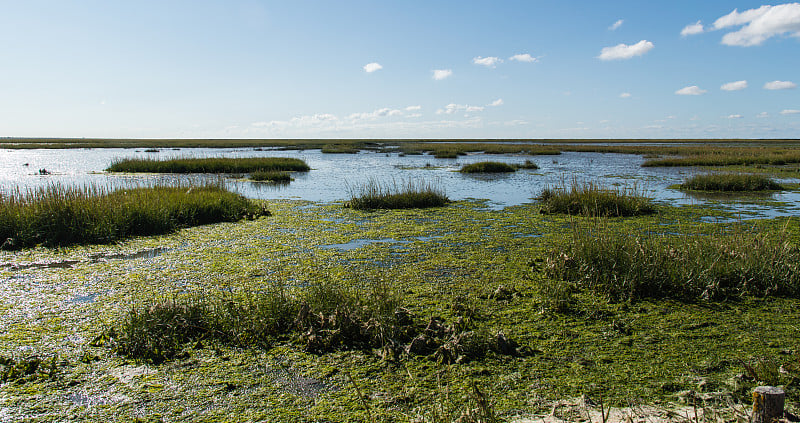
[680,173,784,191]
[106,157,310,174]
[546,223,800,302]
[538,180,655,217]
[346,179,449,210]
[459,161,517,173]
[0,182,269,250]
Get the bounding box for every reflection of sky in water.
[1,147,798,218]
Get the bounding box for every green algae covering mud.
[1,199,799,421]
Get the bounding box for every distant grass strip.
[546,224,800,301]
[250,170,291,183]
[642,151,800,167]
[459,161,517,173]
[346,179,449,210]
[680,173,784,191]
[321,144,360,154]
[0,183,269,250]
[106,157,310,173]
[538,181,655,217]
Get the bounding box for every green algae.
[0,199,799,421]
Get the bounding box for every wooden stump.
[753,386,785,423]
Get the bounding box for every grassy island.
[106,157,310,174]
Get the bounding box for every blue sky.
[1,1,799,139]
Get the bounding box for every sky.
[0,0,799,139]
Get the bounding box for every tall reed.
[0,182,268,249]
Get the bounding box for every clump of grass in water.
[680,173,784,192]
[0,182,269,250]
[515,159,539,170]
[459,161,517,173]
[346,179,449,210]
[321,144,360,154]
[250,170,291,183]
[545,223,800,302]
[538,180,655,217]
[106,156,310,173]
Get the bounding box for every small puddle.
[69,292,101,304]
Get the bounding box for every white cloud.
[764,80,797,90]
[675,85,707,95]
[721,80,748,91]
[405,105,422,111]
[781,109,800,115]
[619,92,632,98]
[433,69,453,80]
[437,103,485,115]
[757,111,770,118]
[597,40,654,60]
[347,107,405,121]
[681,21,705,36]
[488,99,503,107]
[509,53,538,63]
[712,3,800,46]
[727,114,743,119]
[363,62,383,73]
[473,56,502,67]
[609,19,624,31]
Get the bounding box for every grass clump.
[0,183,269,250]
[538,181,655,217]
[459,161,517,173]
[514,159,539,170]
[545,224,800,302]
[106,157,310,173]
[346,179,449,210]
[680,173,784,192]
[250,170,291,183]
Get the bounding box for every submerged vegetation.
[680,173,784,192]
[346,179,449,210]
[0,183,268,249]
[538,180,656,217]
[459,161,517,173]
[546,223,800,302]
[106,156,310,174]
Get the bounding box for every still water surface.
[1,147,798,217]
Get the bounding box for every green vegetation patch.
[250,170,292,183]
[321,144,360,154]
[106,157,310,173]
[459,161,517,173]
[346,179,449,210]
[538,181,655,217]
[680,173,784,192]
[0,183,269,249]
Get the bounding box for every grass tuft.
[545,223,800,301]
[538,181,655,217]
[0,182,269,250]
[680,173,784,192]
[106,156,310,173]
[346,179,449,210]
[250,170,292,183]
[459,161,517,173]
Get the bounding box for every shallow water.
[1,146,798,217]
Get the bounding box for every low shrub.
[538,181,655,217]
[346,179,449,210]
[680,173,784,192]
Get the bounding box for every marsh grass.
[514,159,539,170]
[538,181,655,217]
[106,157,310,173]
[546,223,800,301]
[346,179,449,210]
[250,170,292,183]
[321,144,360,154]
[459,161,517,173]
[680,173,784,192]
[0,182,268,250]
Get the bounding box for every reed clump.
[0,183,269,250]
[538,181,655,217]
[545,224,800,302]
[106,157,310,173]
[346,179,449,210]
[680,173,784,192]
[459,162,517,173]
[250,170,291,183]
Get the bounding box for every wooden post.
[752,386,785,423]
